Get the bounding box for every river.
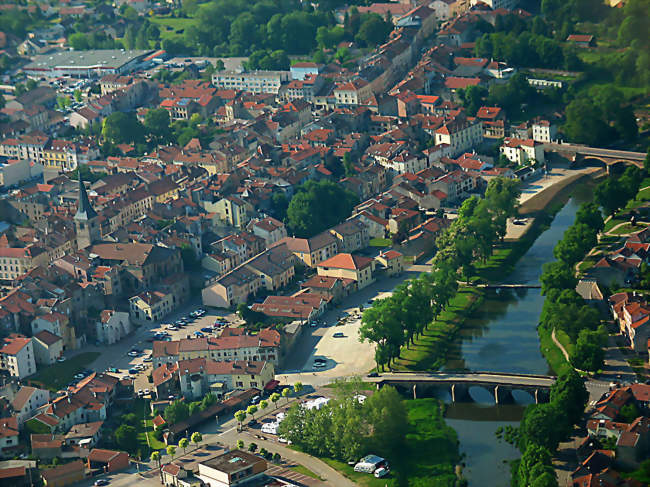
[441,183,594,486]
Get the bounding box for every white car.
[374,467,389,478]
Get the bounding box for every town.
[0,0,647,486]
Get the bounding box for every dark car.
[128,368,138,375]
[368,371,379,378]
[247,419,258,427]
[201,327,213,333]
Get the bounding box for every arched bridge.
[545,143,646,171]
[366,371,556,404]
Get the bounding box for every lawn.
[538,324,573,376]
[609,222,650,236]
[369,237,391,247]
[29,352,100,391]
[322,398,459,486]
[394,286,483,371]
[149,16,195,41]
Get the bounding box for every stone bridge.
[544,143,645,173]
[366,371,556,404]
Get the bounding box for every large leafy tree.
[102,112,145,145]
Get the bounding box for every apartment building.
[212,70,289,94]
[500,138,545,165]
[434,117,483,157]
[0,246,49,281]
[0,334,35,379]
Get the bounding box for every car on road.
[107,367,120,373]
[129,368,138,374]
[127,351,139,357]
[201,327,213,333]
[368,371,379,378]
[167,326,178,331]
[57,357,66,363]
[333,332,345,338]
[194,331,204,337]
[144,388,150,395]
[143,356,152,362]
[94,480,109,486]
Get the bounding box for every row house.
[0,133,49,164]
[212,70,290,95]
[252,293,328,323]
[334,79,373,107]
[0,245,49,281]
[428,170,479,203]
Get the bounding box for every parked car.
[107,367,119,373]
[57,357,66,363]
[368,371,379,378]
[194,331,204,337]
[201,327,213,333]
[94,480,110,486]
[374,467,389,478]
[333,332,345,338]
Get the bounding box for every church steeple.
[74,178,97,221]
[74,178,100,250]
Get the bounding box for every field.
[149,17,194,41]
[369,237,391,247]
[29,352,100,391]
[323,398,459,486]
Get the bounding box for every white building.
[434,118,483,157]
[500,138,545,165]
[429,0,455,21]
[531,119,557,143]
[212,70,289,94]
[0,335,35,379]
[249,217,287,247]
[334,79,373,106]
[10,385,50,425]
[470,0,517,9]
[95,310,132,345]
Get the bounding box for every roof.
[25,50,153,72]
[318,253,374,270]
[12,386,42,411]
[33,330,62,346]
[88,448,125,464]
[567,34,593,42]
[200,449,264,474]
[0,335,31,356]
[41,460,84,482]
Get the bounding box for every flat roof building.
[23,49,154,78]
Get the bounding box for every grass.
[394,287,483,371]
[538,324,573,376]
[149,17,195,41]
[144,419,167,450]
[29,352,100,391]
[369,237,391,247]
[321,398,459,486]
[608,222,650,235]
[555,329,575,357]
[288,464,323,480]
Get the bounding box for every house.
[10,385,50,425]
[32,330,63,365]
[87,449,129,473]
[273,232,339,268]
[40,459,85,487]
[329,220,370,253]
[248,217,287,246]
[201,267,262,308]
[317,253,376,290]
[197,450,267,487]
[500,138,545,165]
[566,34,594,48]
[0,334,35,379]
[64,421,103,448]
[129,290,175,324]
[301,275,349,303]
[252,294,327,323]
[177,359,274,400]
[609,292,650,352]
[531,119,557,143]
[0,417,19,457]
[434,117,483,157]
[152,362,178,399]
[95,310,131,345]
[375,250,405,277]
[31,312,75,351]
[334,79,373,107]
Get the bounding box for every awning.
[264,379,280,391]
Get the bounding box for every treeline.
[513,371,588,487]
[593,166,643,216]
[360,178,520,371]
[458,73,543,116]
[539,201,606,371]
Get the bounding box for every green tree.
[164,400,190,425]
[570,328,605,371]
[281,387,291,403]
[166,445,177,460]
[594,177,628,216]
[144,107,171,144]
[553,223,598,266]
[236,439,245,449]
[102,112,145,145]
[151,451,162,483]
[550,370,588,426]
[355,14,391,47]
[178,438,189,454]
[115,424,138,453]
[365,386,407,459]
[234,410,247,430]
[293,382,303,395]
[540,261,577,296]
[518,402,570,451]
[575,202,604,232]
[618,402,641,423]
[191,431,202,447]
[517,444,554,487]
[270,392,281,409]
[247,405,258,419]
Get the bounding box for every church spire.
[74,177,97,221]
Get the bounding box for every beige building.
[0,245,49,281]
[32,330,63,365]
[95,310,131,345]
[375,250,405,277]
[129,290,174,323]
[317,253,376,290]
[500,138,545,165]
[434,117,483,157]
[31,312,76,351]
[273,232,339,268]
[334,78,373,106]
[202,266,262,309]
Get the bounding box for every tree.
[151,451,162,483]
[570,328,605,371]
[282,387,291,403]
[517,444,554,487]
[191,432,202,448]
[540,261,577,295]
[575,202,604,232]
[618,402,641,423]
[234,410,247,430]
[115,425,138,453]
[518,402,570,451]
[553,223,598,266]
[355,14,391,47]
[550,370,588,426]
[164,400,190,425]
[259,399,268,415]
[73,89,82,103]
[144,108,171,145]
[286,180,358,238]
[270,392,280,409]
[563,98,611,146]
[237,439,244,449]
[365,386,407,459]
[178,438,189,454]
[293,382,303,395]
[102,112,145,145]
[247,405,258,420]
[594,177,628,216]
[166,445,176,460]
[458,85,488,115]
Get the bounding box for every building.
[316,253,376,290]
[178,359,274,400]
[273,232,339,268]
[40,460,85,487]
[0,417,19,457]
[0,158,42,188]
[74,178,101,250]
[0,245,49,281]
[434,117,483,157]
[129,290,174,323]
[202,266,262,309]
[87,449,129,473]
[11,385,50,425]
[31,312,76,351]
[500,138,545,165]
[334,79,373,106]
[610,292,650,352]
[0,334,35,379]
[249,217,287,246]
[531,119,557,143]
[95,310,131,345]
[23,50,154,79]
[32,330,63,365]
[197,450,267,487]
[212,70,289,94]
[375,250,404,276]
[329,220,370,253]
